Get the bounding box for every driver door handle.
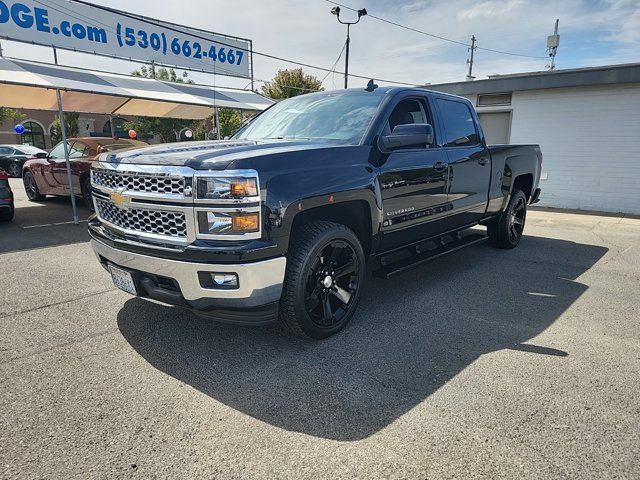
[478,158,489,166]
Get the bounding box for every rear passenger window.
[437,99,479,147]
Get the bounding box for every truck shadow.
[117,236,607,441]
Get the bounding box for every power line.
[320,41,347,83]
[324,0,547,60]
[65,0,414,86]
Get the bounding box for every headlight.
[197,211,260,236]
[195,176,258,200]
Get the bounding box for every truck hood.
[100,139,335,170]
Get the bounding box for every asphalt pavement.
[1,178,639,479]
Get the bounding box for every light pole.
[330,6,367,89]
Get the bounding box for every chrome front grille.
[95,199,187,238]
[92,169,185,195]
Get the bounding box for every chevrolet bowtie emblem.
[110,191,129,208]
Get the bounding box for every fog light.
[198,271,239,289]
[212,273,238,287]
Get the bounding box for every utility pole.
[466,35,477,81]
[547,19,560,70]
[344,24,351,89]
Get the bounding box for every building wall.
[472,83,640,215]
[0,109,130,150]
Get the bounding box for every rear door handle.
[434,161,448,170]
[478,158,489,166]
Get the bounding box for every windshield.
[234,92,383,145]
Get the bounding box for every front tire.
[23,171,46,201]
[487,188,527,249]
[279,221,366,339]
[82,178,94,211]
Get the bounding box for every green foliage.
[131,66,194,84]
[261,68,324,100]
[218,108,252,138]
[0,107,26,125]
[49,112,79,144]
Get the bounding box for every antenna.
[365,79,378,92]
[546,19,560,70]
[466,35,477,81]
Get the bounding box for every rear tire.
[7,163,21,178]
[278,221,366,339]
[487,188,527,249]
[23,171,46,201]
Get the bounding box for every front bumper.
[91,238,286,324]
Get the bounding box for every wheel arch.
[288,200,375,257]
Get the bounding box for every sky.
[2,0,639,91]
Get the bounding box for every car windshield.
[234,92,383,145]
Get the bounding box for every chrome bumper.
[91,239,286,308]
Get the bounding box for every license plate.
[109,264,137,295]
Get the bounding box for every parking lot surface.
[1,178,639,479]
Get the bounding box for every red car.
[22,137,147,210]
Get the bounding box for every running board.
[373,232,487,279]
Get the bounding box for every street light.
[330,6,367,88]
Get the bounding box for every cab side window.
[388,99,426,132]
[436,99,479,147]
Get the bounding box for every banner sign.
[0,0,252,78]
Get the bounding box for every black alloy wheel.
[303,239,362,328]
[23,171,45,201]
[279,221,366,339]
[7,163,21,178]
[487,188,527,249]
[508,195,526,244]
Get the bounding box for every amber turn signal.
[232,213,259,232]
[230,179,258,197]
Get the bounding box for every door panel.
[435,98,491,228]
[52,142,85,194]
[377,96,451,251]
[378,149,450,250]
[445,145,491,226]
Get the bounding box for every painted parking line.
[22,219,89,229]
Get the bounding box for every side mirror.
[35,152,47,159]
[379,123,434,152]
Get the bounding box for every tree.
[49,112,79,144]
[0,108,26,125]
[131,66,194,84]
[261,68,323,100]
[218,108,253,138]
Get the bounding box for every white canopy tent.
[0,57,273,117]
[0,57,273,222]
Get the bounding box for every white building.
[430,63,640,215]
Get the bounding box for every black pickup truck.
[88,86,542,339]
